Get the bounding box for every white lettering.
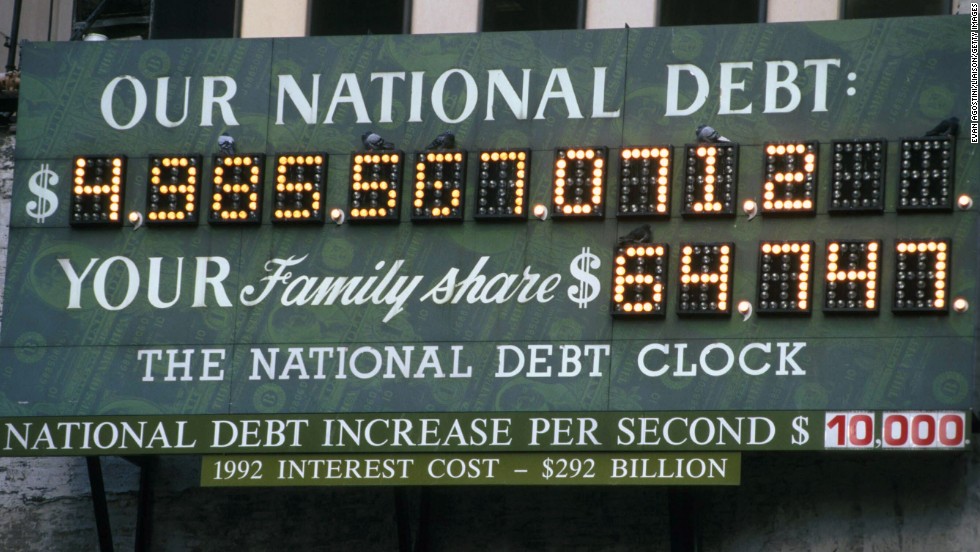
[591,67,621,118]
[276,74,320,124]
[665,64,708,116]
[192,257,233,307]
[719,62,753,115]
[155,77,191,127]
[93,256,140,311]
[486,69,530,120]
[534,68,582,119]
[431,69,478,124]
[324,73,371,124]
[200,76,239,127]
[371,72,406,123]
[101,76,148,130]
[764,61,801,113]
[58,258,98,309]
[804,58,840,112]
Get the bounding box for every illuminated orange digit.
[893,239,950,312]
[411,151,466,222]
[70,156,127,227]
[678,243,732,315]
[682,144,737,217]
[475,150,529,220]
[825,240,879,313]
[208,155,264,225]
[552,147,606,218]
[348,151,402,223]
[761,142,816,214]
[272,153,326,224]
[147,155,200,225]
[612,243,668,317]
[757,241,813,314]
[618,146,671,217]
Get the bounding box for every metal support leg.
[392,487,431,552]
[668,488,700,552]
[394,488,414,552]
[86,456,114,552]
[414,488,431,552]
[131,457,154,551]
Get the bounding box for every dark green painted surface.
[0,411,968,456]
[1,17,976,432]
[200,452,743,486]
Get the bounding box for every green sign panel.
[200,452,742,487]
[0,411,970,457]
[1,16,976,460]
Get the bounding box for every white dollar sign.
[568,247,601,308]
[791,416,810,446]
[26,163,59,223]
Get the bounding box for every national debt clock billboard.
[0,15,976,486]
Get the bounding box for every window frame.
[657,0,767,26]
[307,0,412,36]
[840,0,952,20]
[478,0,587,32]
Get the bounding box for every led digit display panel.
[897,137,955,211]
[611,243,669,317]
[70,156,125,226]
[893,239,950,313]
[618,146,672,218]
[349,151,403,222]
[412,151,466,222]
[757,241,813,315]
[678,243,733,316]
[824,240,880,314]
[552,147,607,219]
[272,153,326,224]
[762,142,817,215]
[208,154,264,225]
[682,144,737,217]
[829,139,885,213]
[147,155,200,225]
[475,149,529,220]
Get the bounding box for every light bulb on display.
[737,300,753,321]
[128,211,143,230]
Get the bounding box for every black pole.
[5,0,22,72]
[394,488,414,552]
[70,0,111,41]
[668,488,700,552]
[413,487,431,552]
[47,0,54,41]
[134,457,154,552]
[86,456,115,552]
[402,0,413,34]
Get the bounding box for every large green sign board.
[1,16,976,460]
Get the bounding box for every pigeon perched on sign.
[696,124,731,144]
[426,131,456,150]
[362,131,395,151]
[618,224,652,245]
[217,132,235,155]
[925,117,958,137]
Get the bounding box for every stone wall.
[2,131,980,551]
